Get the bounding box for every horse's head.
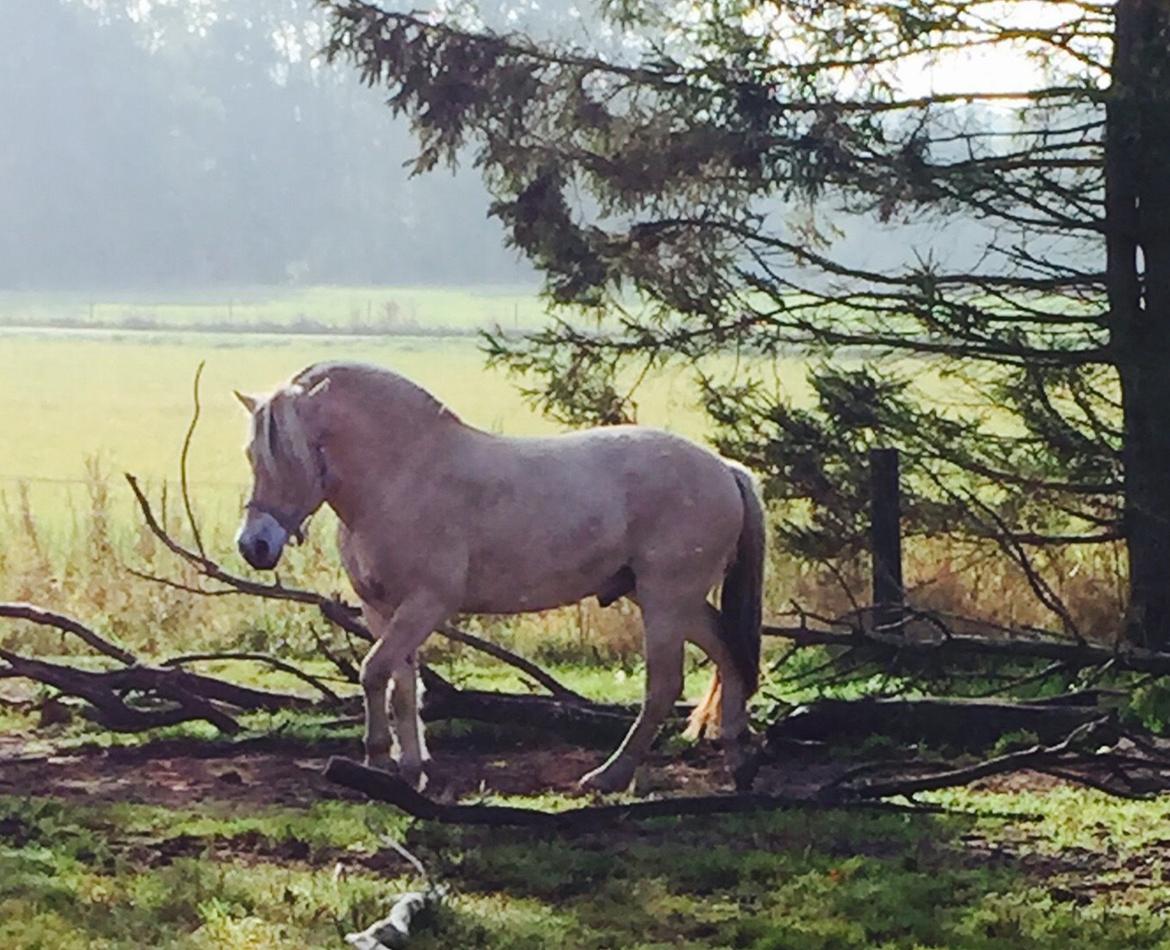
[234,383,327,570]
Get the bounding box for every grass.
[0,284,550,333]
[0,284,1140,730]
[2,785,1169,948]
[0,289,1159,945]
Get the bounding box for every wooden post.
[869,447,904,631]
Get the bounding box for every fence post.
[869,447,904,632]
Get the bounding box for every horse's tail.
[685,465,765,740]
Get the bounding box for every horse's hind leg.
[578,597,685,793]
[685,602,755,785]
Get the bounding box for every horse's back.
[451,424,743,610]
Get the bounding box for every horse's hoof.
[577,766,633,794]
[400,765,429,793]
[724,730,761,791]
[364,755,397,775]
[732,754,761,792]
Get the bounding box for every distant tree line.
[0,0,534,289]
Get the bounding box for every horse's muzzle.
[238,535,280,570]
[236,510,288,570]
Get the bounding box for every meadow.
[0,285,1123,649]
[0,287,828,662]
[0,285,1156,949]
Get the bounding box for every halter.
[246,391,331,545]
[244,500,311,544]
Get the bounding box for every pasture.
[0,286,1157,948]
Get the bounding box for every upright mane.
[251,361,461,480]
[290,361,459,423]
[250,382,319,479]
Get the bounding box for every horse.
[233,361,765,793]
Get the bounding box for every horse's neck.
[321,383,462,524]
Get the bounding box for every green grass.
[2,787,1169,948]
[0,284,549,333]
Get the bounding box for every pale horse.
[233,362,765,792]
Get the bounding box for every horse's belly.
[460,525,631,613]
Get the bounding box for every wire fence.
[0,472,247,490]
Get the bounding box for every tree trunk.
[1109,0,1170,648]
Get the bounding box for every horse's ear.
[233,390,259,413]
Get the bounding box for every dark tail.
[721,466,765,695]
[684,466,765,741]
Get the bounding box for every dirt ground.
[0,733,747,809]
[0,726,1111,813]
[4,727,1168,909]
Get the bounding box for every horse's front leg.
[390,651,429,789]
[359,596,447,787]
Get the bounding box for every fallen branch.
[0,600,337,734]
[764,613,1170,678]
[0,602,137,665]
[346,888,444,950]
[823,717,1170,802]
[768,694,1108,750]
[438,624,587,702]
[163,651,342,704]
[419,669,641,744]
[0,649,242,733]
[323,757,942,829]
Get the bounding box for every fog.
[1,0,1007,294]
[0,0,541,289]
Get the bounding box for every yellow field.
[0,289,1125,656]
[0,329,816,538]
[0,312,823,656]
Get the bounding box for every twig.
[181,361,208,560]
[969,660,1070,698]
[437,624,587,702]
[0,602,137,666]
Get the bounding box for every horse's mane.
[252,362,457,476]
[251,382,318,479]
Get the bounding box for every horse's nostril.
[253,538,269,560]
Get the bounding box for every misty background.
[0,0,1000,297]
[0,0,543,290]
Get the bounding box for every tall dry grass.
[0,460,1129,668]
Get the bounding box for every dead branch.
[768,694,1107,750]
[346,886,445,949]
[0,602,137,665]
[181,360,208,559]
[328,716,1170,827]
[763,612,1170,677]
[437,624,587,702]
[0,648,242,733]
[418,668,642,744]
[162,652,343,703]
[823,717,1170,802]
[0,599,338,734]
[323,757,942,829]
